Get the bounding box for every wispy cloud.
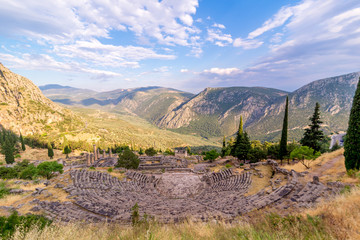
[206,28,233,47]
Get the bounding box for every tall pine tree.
[300,102,324,152]
[232,116,250,160]
[279,96,289,164]
[344,77,360,170]
[20,132,26,151]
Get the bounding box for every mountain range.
[40,71,360,142]
[0,63,217,149]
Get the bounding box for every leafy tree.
[47,143,54,159]
[267,143,280,159]
[138,148,144,155]
[279,96,289,163]
[19,133,26,151]
[300,102,324,152]
[248,147,267,163]
[164,148,174,156]
[204,149,220,162]
[117,149,140,169]
[63,145,71,158]
[290,146,321,169]
[37,161,63,179]
[145,147,157,156]
[345,77,360,170]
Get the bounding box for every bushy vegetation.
[37,161,64,179]
[0,212,52,239]
[203,149,220,162]
[145,147,157,156]
[116,149,140,169]
[0,160,63,180]
[290,146,321,169]
[0,182,10,199]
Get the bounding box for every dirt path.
[307,155,344,179]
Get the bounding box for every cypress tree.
[221,136,227,157]
[300,102,324,152]
[344,77,360,170]
[4,138,15,164]
[48,143,54,159]
[231,116,244,156]
[20,132,26,151]
[235,131,251,160]
[279,96,289,164]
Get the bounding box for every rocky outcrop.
[0,63,82,135]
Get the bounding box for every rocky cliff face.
[0,63,81,135]
[158,72,360,141]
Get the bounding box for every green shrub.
[19,165,38,180]
[107,167,113,173]
[37,161,63,179]
[89,166,95,170]
[0,182,10,199]
[0,212,52,239]
[248,147,267,163]
[204,149,220,162]
[340,185,351,194]
[145,147,157,156]
[14,154,21,158]
[0,167,17,179]
[225,163,232,168]
[117,149,140,169]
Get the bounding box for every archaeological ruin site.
[14,145,346,224]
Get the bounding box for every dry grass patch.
[304,187,360,239]
[245,165,273,196]
[0,193,29,207]
[108,170,126,180]
[283,149,344,174]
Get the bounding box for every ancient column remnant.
[90,154,94,165]
[93,145,97,161]
[102,150,105,159]
[109,148,112,158]
[87,153,90,166]
[97,149,100,159]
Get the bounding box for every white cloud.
[203,67,242,76]
[212,23,226,29]
[204,0,360,90]
[248,6,294,39]
[233,38,263,49]
[54,39,176,68]
[180,69,189,73]
[206,29,233,47]
[0,53,121,78]
[0,0,200,46]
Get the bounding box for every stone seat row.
[206,169,233,184]
[210,171,252,192]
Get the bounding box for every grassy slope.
[68,107,219,149]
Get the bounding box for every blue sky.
[0,0,359,93]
